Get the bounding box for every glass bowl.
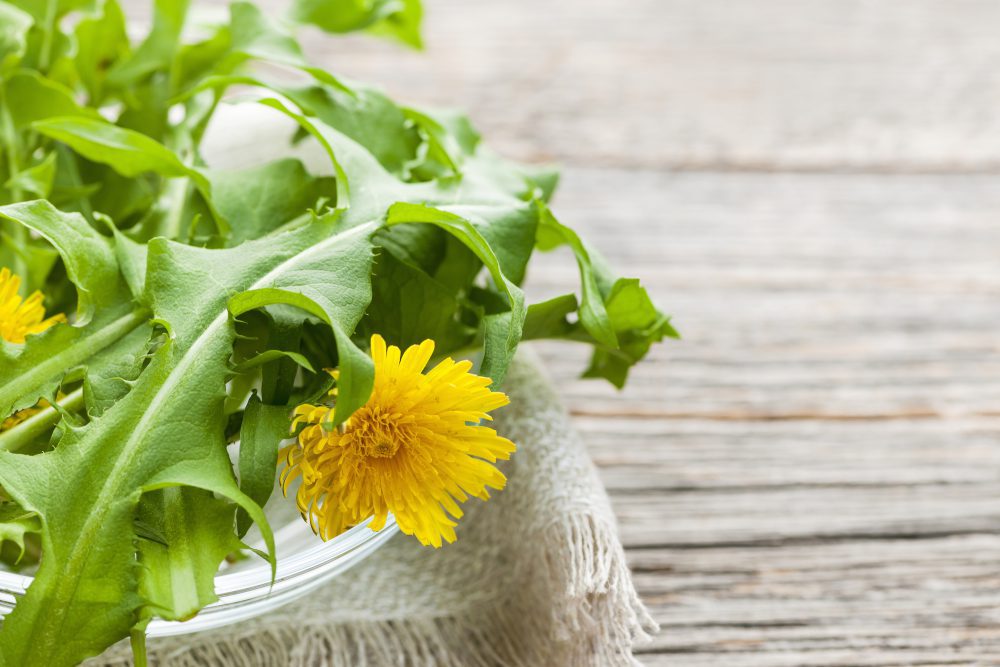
[0,491,398,636]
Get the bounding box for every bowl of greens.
[0,0,675,665]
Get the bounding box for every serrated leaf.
[360,249,474,352]
[235,395,290,537]
[0,200,124,321]
[136,487,244,622]
[0,308,147,420]
[386,202,526,384]
[228,286,375,428]
[535,202,618,348]
[281,78,421,177]
[0,201,146,418]
[209,158,336,246]
[582,278,679,388]
[403,106,479,179]
[0,503,41,564]
[82,323,152,415]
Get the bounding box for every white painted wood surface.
[123,0,1000,663]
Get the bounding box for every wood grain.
[131,0,1000,171]
[295,0,1000,172]
[526,169,1000,665]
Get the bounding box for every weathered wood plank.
[581,417,1000,491]
[633,536,1000,664]
[131,0,1000,170]
[301,0,1000,171]
[612,484,1000,548]
[522,169,1000,663]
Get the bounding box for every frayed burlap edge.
[98,513,656,666]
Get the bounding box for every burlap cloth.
[91,351,655,665]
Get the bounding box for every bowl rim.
[0,514,398,637]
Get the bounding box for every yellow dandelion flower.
[281,334,516,547]
[0,267,65,344]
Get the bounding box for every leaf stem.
[56,144,95,224]
[130,625,149,667]
[161,177,191,240]
[0,84,28,277]
[0,388,85,453]
[38,0,58,72]
[0,86,22,201]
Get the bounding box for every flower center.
[370,438,399,458]
[347,407,405,459]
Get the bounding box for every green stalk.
[160,177,191,240]
[0,88,21,201]
[38,0,58,73]
[56,145,95,224]
[0,84,27,277]
[129,626,148,667]
[0,388,85,453]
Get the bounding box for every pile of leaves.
[0,0,677,664]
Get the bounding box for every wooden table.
[146,0,1000,662]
